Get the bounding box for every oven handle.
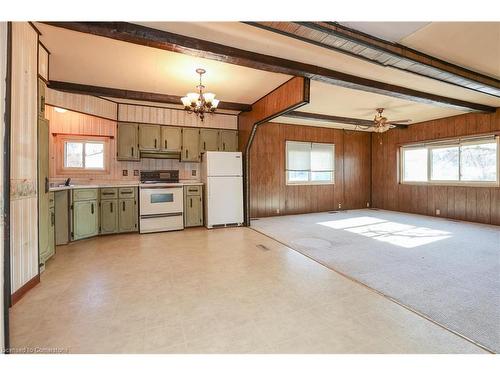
[140,212,183,219]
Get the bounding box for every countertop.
[49,180,203,192]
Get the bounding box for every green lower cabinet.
[40,205,55,264]
[73,200,99,240]
[100,199,118,234]
[184,185,203,227]
[118,198,137,233]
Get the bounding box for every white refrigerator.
[201,151,244,228]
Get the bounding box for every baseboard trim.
[11,274,40,305]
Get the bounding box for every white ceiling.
[137,22,499,107]
[37,21,499,131]
[272,80,463,130]
[400,22,500,78]
[36,23,291,105]
[339,22,430,42]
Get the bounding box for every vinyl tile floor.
[9,227,487,354]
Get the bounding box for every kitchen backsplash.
[46,106,201,186]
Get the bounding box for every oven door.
[140,186,184,215]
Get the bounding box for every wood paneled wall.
[45,106,201,183]
[10,22,39,293]
[238,77,309,152]
[46,88,117,120]
[372,109,500,225]
[249,122,371,218]
[0,21,7,351]
[118,103,237,130]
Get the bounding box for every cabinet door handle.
[186,149,188,158]
[123,201,125,211]
[154,139,157,148]
[190,197,192,208]
[51,212,55,226]
[110,202,113,213]
[131,146,134,156]
[45,177,49,194]
[91,203,94,214]
[223,142,226,151]
[203,141,206,150]
[165,139,167,149]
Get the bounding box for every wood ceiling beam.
[41,22,496,113]
[282,110,408,129]
[47,80,252,112]
[247,22,500,98]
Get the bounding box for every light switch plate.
[133,170,139,176]
[191,169,197,176]
[122,169,128,176]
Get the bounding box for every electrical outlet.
[367,202,370,208]
[338,203,342,209]
[276,208,280,214]
[436,209,441,216]
[122,169,128,176]
[133,169,139,177]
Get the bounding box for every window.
[64,140,105,170]
[400,136,499,185]
[286,141,334,184]
[56,135,109,174]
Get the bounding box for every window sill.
[399,181,499,188]
[286,182,335,186]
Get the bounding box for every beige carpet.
[251,209,500,353]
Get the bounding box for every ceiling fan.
[372,108,411,132]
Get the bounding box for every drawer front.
[73,189,98,201]
[119,187,136,198]
[140,214,183,233]
[185,185,202,196]
[100,188,118,199]
[48,192,55,208]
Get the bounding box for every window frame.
[285,140,335,186]
[399,136,500,187]
[56,135,110,175]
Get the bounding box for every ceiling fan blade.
[391,124,410,129]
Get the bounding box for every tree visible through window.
[401,137,498,185]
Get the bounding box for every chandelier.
[181,68,219,121]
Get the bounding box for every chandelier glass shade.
[181,68,219,121]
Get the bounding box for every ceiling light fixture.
[181,68,219,121]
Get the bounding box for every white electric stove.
[139,170,184,233]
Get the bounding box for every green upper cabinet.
[118,199,137,233]
[73,199,99,240]
[117,122,139,161]
[161,126,182,151]
[100,199,118,235]
[181,128,200,162]
[200,129,220,153]
[219,130,238,152]
[139,124,161,151]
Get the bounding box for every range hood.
[139,150,181,160]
